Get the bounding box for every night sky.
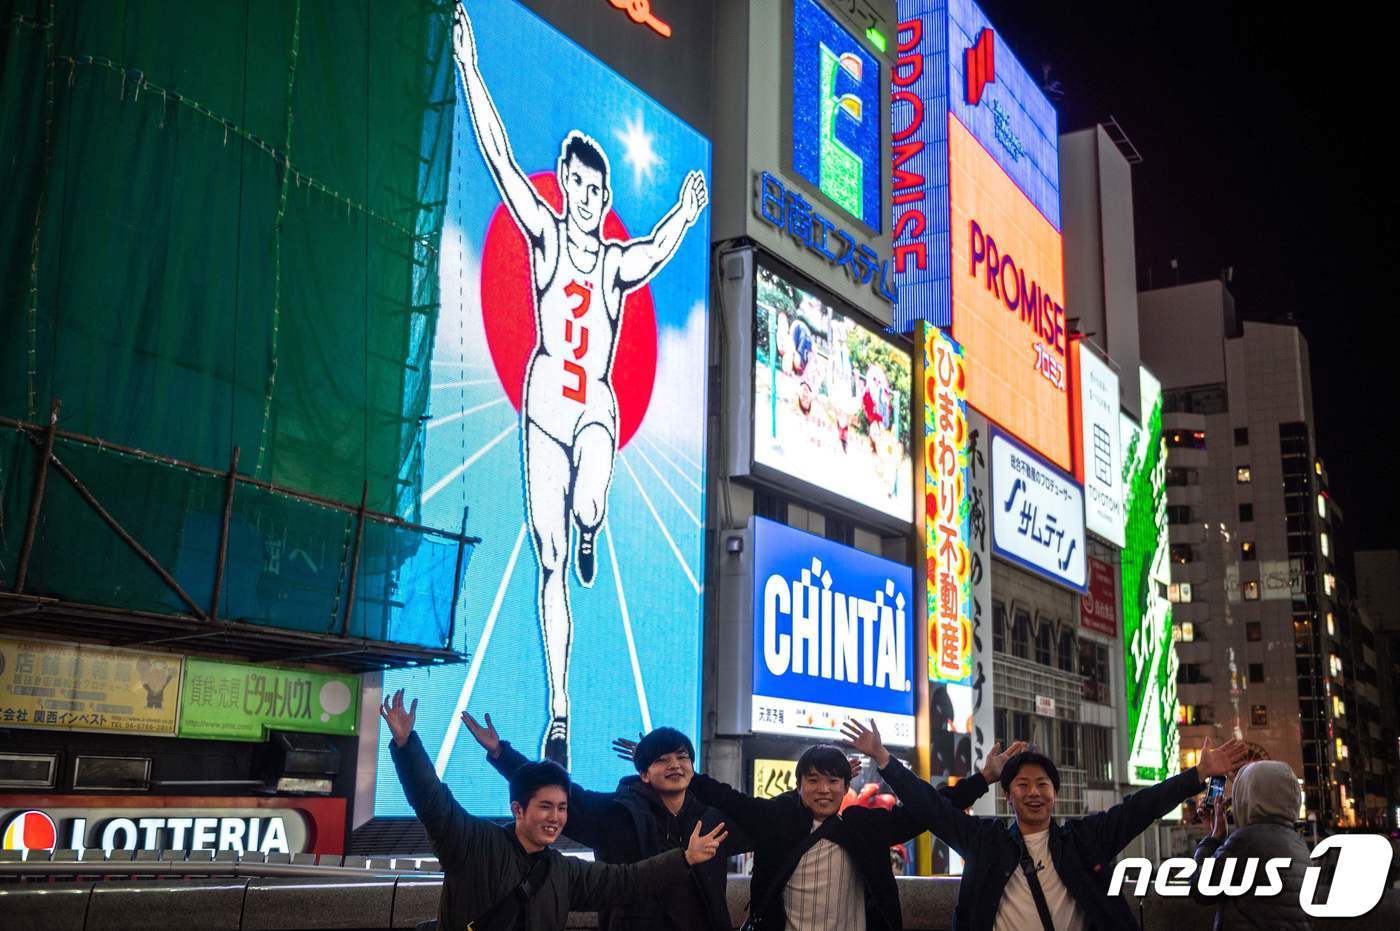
[972,2,1399,557]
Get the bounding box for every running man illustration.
[452,2,708,769]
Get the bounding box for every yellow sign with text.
[753,758,798,799]
[0,639,181,735]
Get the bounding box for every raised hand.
[1196,738,1249,779]
[981,739,1029,783]
[612,735,641,763]
[849,756,863,781]
[684,820,728,865]
[1211,797,1231,840]
[452,1,478,68]
[462,711,502,758]
[380,688,417,747]
[840,718,890,768]
[680,170,708,225]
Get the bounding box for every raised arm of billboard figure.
[451,1,552,245]
[472,710,618,851]
[1079,737,1249,859]
[567,822,726,911]
[383,689,490,869]
[613,171,707,294]
[842,718,985,855]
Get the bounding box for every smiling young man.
[842,718,1249,931]
[465,713,742,931]
[381,690,727,931]
[685,739,1026,930]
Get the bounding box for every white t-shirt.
[992,829,1086,931]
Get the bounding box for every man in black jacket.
[686,737,1026,930]
[464,712,741,931]
[842,717,1248,931]
[380,690,728,931]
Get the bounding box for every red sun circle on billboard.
[2,809,57,852]
[480,173,658,449]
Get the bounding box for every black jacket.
[489,741,746,931]
[879,755,1207,930]
[688,769,990,931]
[389,732,689,931]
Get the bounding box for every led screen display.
[923,325,972,682]
[792,0,883,232]
[751,516,916,747]
[754,263,913,522]
[1119,368,1179,784]
[948,115,1070,469]
[376,0,710,816]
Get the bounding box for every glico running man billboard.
[1120,367,1178,784]
[377,0,710,816]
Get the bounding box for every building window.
[1012,609,1032,660]
[1316,495,1327,519]
[1246,622,1261,642]
[1035,619,1053,667]
[1323,573,1335,597]
[1236,466,1252,484]
[1173,621,1195,642]
[1079,640,1110,703]
[1239,503,1254,523]
[1170,544,1195,564]
[1169,583,1193,604]
[1166,430,1208,450]
[1167,505,1194,525]
[1320,532,1330,558]
[993,600,1007,654]
[1058,630,1075,673]
[1326,612,1335,637]
[1249,662,1265,683]
[824,514,854,546]
[1243,580,1260,601]
[1240,541,1256,561]
[1178,704,1215,725]
[1165,467,1198,486]
[1235,427,1249,446]
[1179,663,1208,684]
[1251,705,1268,727]
[754,489,788,523]
[1083,724,1113,784]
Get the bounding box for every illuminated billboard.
[376,0,710,816]
[791,0,883,233]
[1120,367,1179,784]
[921,325,972,682]
[754,261,913,523]
[990,429,1086,591]
[891,0,1061,333]
[1073,339,1124,545]
[751,517,915,747]
[948,117,1069,469]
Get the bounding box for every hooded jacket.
[687,767,990,930]
[389,732,690,931]
[1192,761,1315,931]
[878,754,1208,930]
[490,741,743,931]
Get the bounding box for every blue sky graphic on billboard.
[750,517,916,747]
[792,0,883,233]
[375,0,710,816]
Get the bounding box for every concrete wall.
[1138,281,1234,388]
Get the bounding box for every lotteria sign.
[750,516,915,747]
[0,797,346,855]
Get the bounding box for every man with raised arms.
[452,1,709,768]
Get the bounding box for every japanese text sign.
[0,639,180,736]
[922,325,972,682]
[1080,556,1118,638]
[990,429,1086,590]
[179,659,359,741]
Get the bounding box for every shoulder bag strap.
[1018,833,1058,931]
[741,816,838,930]
[469,853,552,931]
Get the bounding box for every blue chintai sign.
[750,517,915,747]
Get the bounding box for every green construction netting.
[0,1,465,647]
[0,425,462,648]
[0,0,452,520]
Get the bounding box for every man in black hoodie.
[842,717,1248,931]
[466,711,742,931]
[381,690,727,931]
[685,737,1026,931]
